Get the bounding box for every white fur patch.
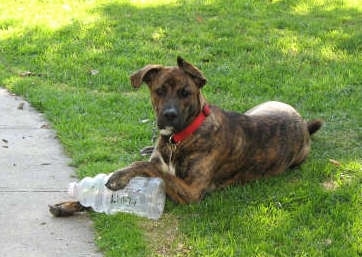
[168,163,176,176]
[150,150,176,176]
[159,126,174,136]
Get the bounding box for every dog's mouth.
[157,115,184,135]
[159,126,175,136]
[157,119,186,136]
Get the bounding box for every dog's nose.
[163,108,178,121]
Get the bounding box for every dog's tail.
[307,119,323,135]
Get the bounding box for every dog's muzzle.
[158,106,182,135]
[163,107,178,122]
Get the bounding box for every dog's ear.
[177,56,207,88]
[130,65,163,88]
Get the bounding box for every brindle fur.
[50,57,322,216]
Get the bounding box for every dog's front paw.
[48,201,89,217]
[105,171,130,191]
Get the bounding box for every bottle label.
[110,194,137,207]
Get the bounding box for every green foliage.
[1,0,361,256]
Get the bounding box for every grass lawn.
[1,0,361,256]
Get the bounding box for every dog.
[49,57,322,216]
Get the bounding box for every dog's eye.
[179,88,191,98]
[155,88,166,97]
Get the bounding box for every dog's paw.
[48,201,88,217]
[105,171,130,191]
[140,146,154,156]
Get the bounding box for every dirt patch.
[321,180,339,191]
[139,213,191,257]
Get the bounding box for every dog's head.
[130,57,207,135]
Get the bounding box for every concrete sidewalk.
[0,88,103,257]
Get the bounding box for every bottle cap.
[67,182,77,198]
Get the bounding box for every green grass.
[1,0,361,256]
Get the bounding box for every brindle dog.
[49,57,322,216]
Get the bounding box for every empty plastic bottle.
[68,173,166,220]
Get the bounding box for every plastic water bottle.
[67,173,166,220]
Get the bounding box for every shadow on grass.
[1,0,361,256]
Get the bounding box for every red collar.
[170,105,211,144]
